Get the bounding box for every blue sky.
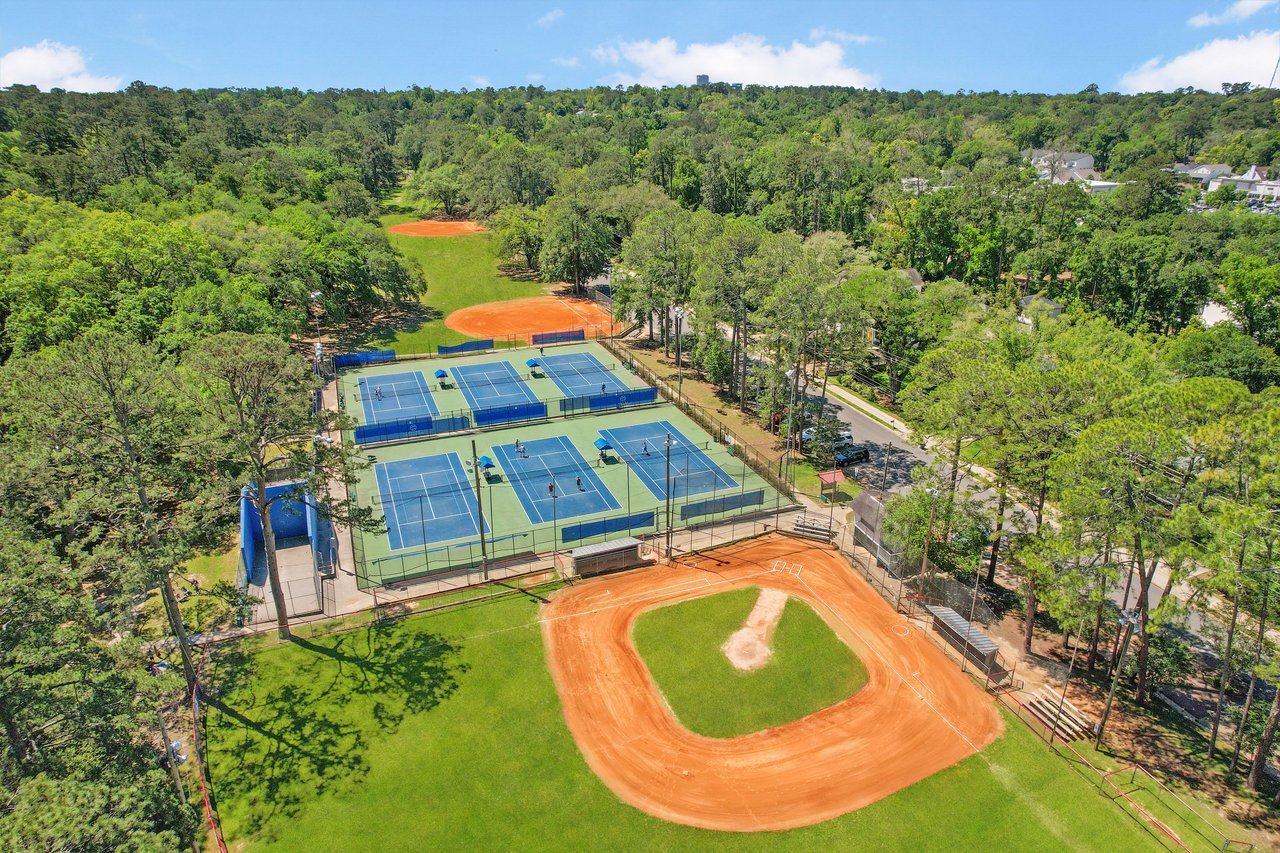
[2,0,1278,94]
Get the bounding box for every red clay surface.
[445,296,619,342]
[386,219,487,236]
[542,535,1003,832]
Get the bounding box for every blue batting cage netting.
[679,489,766,520]
[239,481,333,585]
[531,329,586,345]
[354,414,472,445]
[561,511,656,543]
[437,339,494,355]
[334,350,396,368]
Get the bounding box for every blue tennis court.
[599,420,738,500]
[492,435,620,524]
[358,372,438,424]
[374,453,487,551]
[452,361,540,411]
[539,352,628,398]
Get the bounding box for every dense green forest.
[1,79,1280,847]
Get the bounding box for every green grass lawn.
[206,587,1178,852]
[632,587,866,737]
[363,215,545,354]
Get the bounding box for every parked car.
[801,427,854,445]
[835,446,870,465]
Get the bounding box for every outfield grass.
[632,587,866,737]
[206,591,1177,852]
[367,215,545,354]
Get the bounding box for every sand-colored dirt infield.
[386,219,487,236]
[542,535,1003,832]
[445,296,618,342]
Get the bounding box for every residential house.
[1024,149,1101,184]
[1173,163,1233,185]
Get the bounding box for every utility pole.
[470,440,488,580]
[1096,609,1140,747]
[665,433,673,559]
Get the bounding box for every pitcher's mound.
[445,296,618,342]
[387,219,487,236]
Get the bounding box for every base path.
[445,295,618,342]
[722,587,788,671]
[542,535,1003,832]
[386,219,487,236]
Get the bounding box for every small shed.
[925,605,1000,673]
[570,537,645,577]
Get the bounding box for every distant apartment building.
[696,74,710,86]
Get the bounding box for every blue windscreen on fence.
[561,511,656,543]
[562,387,659,414]
[680,489,766,520]
[437,339,494,355]
[532,329,586,345]
[353,414,471,445]
[334,350,396,368]
[473,401,547,427]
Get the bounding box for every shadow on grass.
[329,302,444,351]
[205,619,468,840]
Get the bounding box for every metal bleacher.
[791,513,835,541]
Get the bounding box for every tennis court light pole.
[470,440,489,581]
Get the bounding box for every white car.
[801,427,854,445]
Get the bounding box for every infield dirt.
[541,534,1003,832]
[444,295,618,341]
[386,219,487,236]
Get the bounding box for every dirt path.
[722,587,788,671]
[541,535,1003,832]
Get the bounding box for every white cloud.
[552,55,579,67]
[1188,0,1276,27]
[593,33,878,88]
[0,40,122,92]
[536,8,564,27]
[808,27,875,45]
[468,75,490,88]
[1119,29,1279,92]
[527,72,545,82]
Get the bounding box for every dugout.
[570,537,646,577]
[925,605,1000,674]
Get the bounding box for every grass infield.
[632,587,867,738]
[206,589,1171,852]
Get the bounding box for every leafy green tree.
[538,196,611,294]
[1164,322,1279,392]
[1,331,212,689]
[1220,252,1280,349]
[489,204,543,270]
[414,164,466,215]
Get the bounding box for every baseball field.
[204,534,1176,852]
